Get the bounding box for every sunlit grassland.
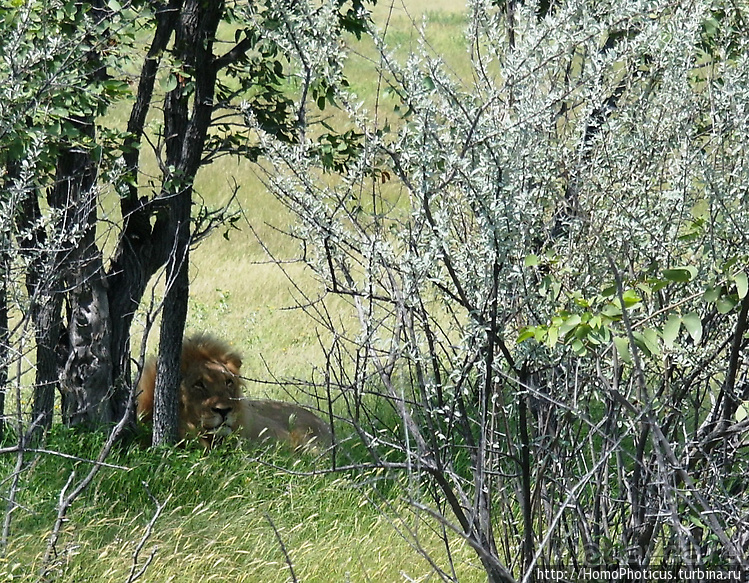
[0,429,484,582]
[1,2,489,581]
[345,0,472,119]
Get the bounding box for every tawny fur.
[137,334,331,452]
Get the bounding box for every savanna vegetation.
[2,0,749,581]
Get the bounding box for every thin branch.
[40,385,137,575]
[0,447,131,471]
[265,513,299,583]
[126,487,171,583]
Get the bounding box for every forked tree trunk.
[11,0,236,440]
[107,0,182,408]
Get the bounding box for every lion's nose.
[212,406,232,420]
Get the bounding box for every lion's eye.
[226,378,234,388]
[194,380,206,392]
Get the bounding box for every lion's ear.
[223,352,242,375]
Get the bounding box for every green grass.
[0,428,483,582]
[344,3,473,108]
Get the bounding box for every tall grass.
[0,427,483,582]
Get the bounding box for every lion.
[137,334,331,452]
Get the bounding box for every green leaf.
[661,315,681,349]
[632,332,652,357]
[703,286,722,302]
[524,254,539,267]
[546,325,558,347]
[717,296,737,314]
[663,266,696,282]
[516,327,536,343]
[636,282,652,296]
[613,336,632,364]
[734,272,748,299]
[641,328,661,356]
[559,314,581,337]
[574,295,591,308]
[590,326,611,345]
[161,74,178,92]
[621,289,641,308]
[602,302,622,318]
[574,323,592,340]
[571,339,587,356]
[701,16,720,38]
[682,312,703,343]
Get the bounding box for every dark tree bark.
[60,252,114,426]
[0,243,8,442]
[54,106,114,427]
[152,254,188,446]
[8,0,117,432]
[152,0,224,445]
[107,0,183,416]
[15,189,64,434]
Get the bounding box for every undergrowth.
[0,426,482,582]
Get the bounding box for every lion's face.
[179,358,244,448]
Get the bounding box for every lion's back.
[240,399,331,451]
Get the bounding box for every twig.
[127,486,171,583]
[2,412,46,555]
[265,513,298,583]
[39,385,136,577]
[0,447,131,471]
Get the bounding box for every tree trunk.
[0,244,8,442]
[107,0,182,408]
[30,300,63,433]
[51,105,116,428]
[15,190,64,434]
[53,1,123,428]
[151,0,224,445]
[60,254,113,426]
[152,237,189,446]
